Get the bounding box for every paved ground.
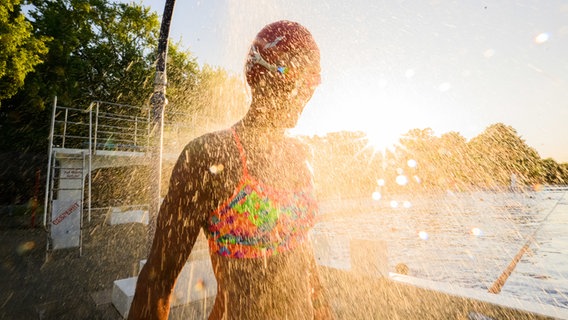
[0,211,147,319]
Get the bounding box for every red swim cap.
[245,20,320,87]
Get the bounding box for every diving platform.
[43,99,183,253]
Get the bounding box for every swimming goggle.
[250,46,289,75]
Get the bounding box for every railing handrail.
[52,101,151,152]
[50,100,214,154]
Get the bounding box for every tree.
[541,158,567,185]
[19,0,160,109]
[0,0,161,153]
[468,123,543,188]
[0,0,48,103]
[302,131,379,200]
[437,131,471,190]
[395,128,441,191]
[164,41,200,112]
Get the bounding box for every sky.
[127,0,568,162]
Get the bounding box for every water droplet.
[471,227,483,237]
[418,231,429,240]
[209,164,224,174]
[376,178,385,186]
[372,191,382,201]
[535,32,550,44]
[396,175,408,186]
[390,200,399,208]
[407,159,417,168]
[403,201,412,208]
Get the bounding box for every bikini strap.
[231,128,249,177]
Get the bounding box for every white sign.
[61,168,82,179]
[51,200,82,249]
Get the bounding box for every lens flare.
[535,32,550,44]
[16,241,35,255]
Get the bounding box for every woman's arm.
[128,146,206,319]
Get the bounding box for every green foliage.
[0,0,48,103]
[19,0,160,109]
[308,122,566,199]
[390,123,548,191]
[162,64,249,155]
[0,0,162,153]
[304,131,380,199]
[540,158,568,185]
[191,65,249,122]
[468,123,543,187]
[165,41,200,112]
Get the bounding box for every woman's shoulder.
[182,129,232,151]
[177,129,235,163]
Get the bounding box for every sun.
[293,70,421,151]
[360,124,401,152]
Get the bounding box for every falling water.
[3,0,568,319]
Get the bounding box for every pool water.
[313,189,568,309]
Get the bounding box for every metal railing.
[51,101,151,153]
[50,100,210,154]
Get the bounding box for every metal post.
[148,0,177,250]
[94,102,99,154]
[62,108,68,148]
[79,151,86,256]
[43,96,57,227]
[134,116,138,147]
[88,104,93,223]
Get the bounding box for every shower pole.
[148,0,176,251]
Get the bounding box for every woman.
[129,20,331,319]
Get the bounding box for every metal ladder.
[45,149,89,256]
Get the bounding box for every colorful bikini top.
[206,129,318,259]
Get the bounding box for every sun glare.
[295,73,408,151]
